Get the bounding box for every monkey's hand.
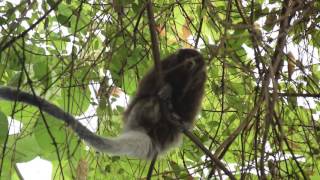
[157,83,172,101]
[157,83,175,113]
[167,112,192,131]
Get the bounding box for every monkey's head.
[164,49,205,82]
[176,49,205,71]
[160,48,206,98]
[134,49,206,98]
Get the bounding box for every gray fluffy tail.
[0,86,153,158]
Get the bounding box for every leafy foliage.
[0,0,320,179]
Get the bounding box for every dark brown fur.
[124,49,206,157]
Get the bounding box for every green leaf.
[287,86,297,106]
[56,14,71,27]
[36,119,81,160]
[0,111,8,144]
[57,3,73,17]
[227,114,238,124]
[33,61,48,79]
[0,153,14,179]
[7,72,24,86]
[311,176,320,180]
[47,0,56,8]
[7,56,21,71]
[208,120,220,127]
[34,115,66,159]
[169,161,182,177]
[15,134,41,162]
[229,82,246,95]
[58,86,91,115]
[0,17,6,25]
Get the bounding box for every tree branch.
[183,130,236,180]
[145,1,162,178]
[146,0,163,86]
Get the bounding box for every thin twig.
[0,0,62,52]
[147,153,158,180]
[14,164,24,180]
[183,130,236,180]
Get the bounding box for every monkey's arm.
[0,86,152,158]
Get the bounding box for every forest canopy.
[0,0,320,179]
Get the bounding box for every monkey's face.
[172,49,206,81]
[178,49,205,72]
